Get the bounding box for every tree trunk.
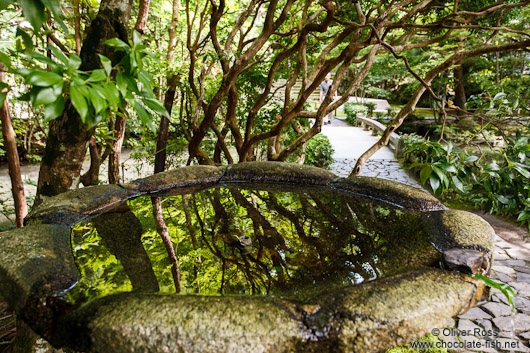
[166,0,180,63]
[108,114,126,184]
[154,0,179,174]
[154,74,177,173]
[35,0,131,206]
[73,0,81,55]
[0,65,27,227]
[80,136,103,186]
[151,197,181,292]
[135,0,151,34]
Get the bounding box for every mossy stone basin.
[0,162,495,352]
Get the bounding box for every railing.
[355,116,402,156]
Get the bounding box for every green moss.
[387,334,449,353]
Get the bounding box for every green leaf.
[451,175,464,193]
[446,141,453,155]
[138,71,154,95]
[20,0,46,32]
[439,163,457,173]
[513,165,530,178]
[492,92,506,102]
[408,162,425,169]
[40,0,63,24]
[50,47,69,64]
[429,174,441,193]
[116,71,129,97]
[16,28,34,52]
[70,84,88,121]
[419,165,432,185]
[0,92,6,107]
[34,83,62,105]
[517,211,530,222]
[26,71,63,86]
[87,86,107,114]
[142,97,169,118]
[43,96,64,122]
[465,155,479,163]
[98,54,112,76]
[496,195,510,204]
[133,101,156,131]
[433,167,449,190]
[68,54,82,70]
[88,69,107,82]
[0,0,14,11]
[31,52,63,71]
[473,273,515,310]
[132,30,142,47]
[97,84,119,108]
[102,38,129,49]
[0,51,11,68]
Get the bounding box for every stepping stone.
[497,331,516,338]
[492,338,530,352]
[494,272,514,283]
[520,331,530,340]
[520,307,530,315]
[510,281,530,297]
[476,319,494,334]
[504,259,527,267]
[494,252,511,261]
[515,266,530,275]
[459,307,492,320]
[514,296,530,309]
[492,314,530,333]
[482,302,515,318]
[517,272,530,283]
[458,318,484,333]
[493,265,516,275]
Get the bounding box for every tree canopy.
[0,0,529,203]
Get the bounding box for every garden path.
[322,117,530,353]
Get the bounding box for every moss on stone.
[422,210,495,268]
[320,268,477,352]
[223,162,335,185]
[333,176,446,211]
[56,294,316,353]
[0,162,496,353]
[0,224,77,312]
[133,165,226,193]
[26,184,138,226]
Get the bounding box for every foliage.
[304,134,334,169]
[473,273,515,310]
[343,102,367,126]
[402,133,530,231]
[365,102,376,118]
[11,32,168,129]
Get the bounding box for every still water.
[67,183,440,304]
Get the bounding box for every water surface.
[67,184,440,304]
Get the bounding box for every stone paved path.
[322,117,530,353]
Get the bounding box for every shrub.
[343,102,367,126]
[305,134,335,169]
[401,133,530,232]
[365,102,376,117]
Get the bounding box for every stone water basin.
[0,162,495,352]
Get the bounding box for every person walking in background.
[319,73,335,125]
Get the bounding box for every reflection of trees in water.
[70,187,439,302]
